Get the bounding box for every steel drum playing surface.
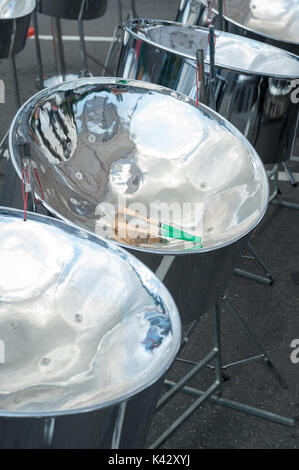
[0,208,181,416]
[9,78,268,254]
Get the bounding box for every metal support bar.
[271,199,299,210]
[156,348,217,411]
[150,382,220,449]
[212,301,223,397]
[269,164,299,210]
[10,56,21,110]
[222,354,264,370]
[248,242,273,281]
[0,157,17,207]
[179,320,197,352]
[51,17,66,77]
[78,0,89,75]
[217,0,224,30]
[175,356,232,381]
[86,53,113,75]
[118,0,123,25]
[151,299,293,448]
[208,24,216,111]
[282,162,297,187]
[131,0,137,18]
[0,54,21,205]
[234,240,274,286]
[234,268,272,286]
[164,381,295,428]
[33,10,44,89]
[225,301,288,390]
[101,25,122,77]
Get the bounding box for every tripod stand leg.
[213,300,223,397]
[225,300,288,390]
[282,162,297,187]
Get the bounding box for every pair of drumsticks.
[114,206,202,248]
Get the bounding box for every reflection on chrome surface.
[203,0,299,45]
[0,0,35,59]
[176,0,299,56]
[0,208,181,416]
[0,0,35,19]
[117,21,299,164]
[9,78,268,253]
[127,20,299,77]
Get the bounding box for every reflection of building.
[0,339,5,363]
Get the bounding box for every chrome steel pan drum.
[9,78,269,323]
[117,20,299,164]
[37,0,107,21]
[0,207,180,448]
[0,0,36,58]
[178,0,299,56]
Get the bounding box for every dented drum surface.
[9,78,268,322]
[177,0,299,56]
[116,20,299,164]
[0,207,181,448]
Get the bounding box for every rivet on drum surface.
[88,134,96,143]
[76,172,83,180]
[74,314,83,323]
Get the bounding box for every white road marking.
[29,35,115,42]
[155,256,175,282]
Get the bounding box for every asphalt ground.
[0,0,299,449]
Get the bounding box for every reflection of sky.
[225,0,299,44]
[130,95,203,160]
[138,22,299,76]
[0,0,35,19]
[0,213,180,412]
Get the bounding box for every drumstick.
[97,214,168,245]
[118,206,202,246]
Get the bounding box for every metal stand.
[150,299,294,449]
[103,0,138,77]
[46,17,79,86]
[269,164,299,210]
[10,56,21,109]
[234,160,299,285]
[282,162,297,187]
[34,14,78,88]
[33,10,44,89]
[78,0,92,77]
[234,242,273,286]
[0,54,21,203]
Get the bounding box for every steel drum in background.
[177,0,299,56]
[116,20,299,164]
[0,207,181,449]
[9,78,269,323]
[0,0,35,58]
[37,0,107,20]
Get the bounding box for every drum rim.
[0,0,36,20]
[199,0,299,47]
[0,205,182,418]
[9,77,269,257]
[123,18,299,79]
